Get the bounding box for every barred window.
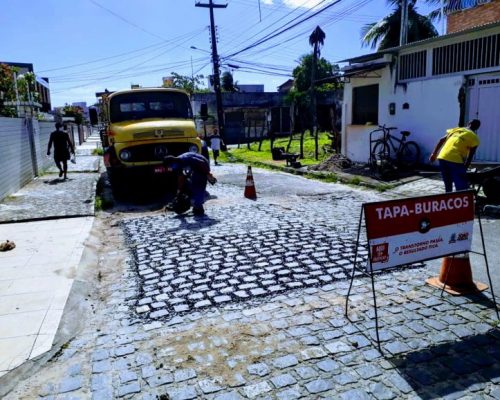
[432,34,500,76]
[352,84,378,125]
[399,51,427,80]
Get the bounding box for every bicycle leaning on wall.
[369,125,420,170]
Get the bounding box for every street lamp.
[190,46,211,54]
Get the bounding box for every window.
[399,50,427,80]
[432,34,500,76]
[110,91,193,123]
[352,84,379,125]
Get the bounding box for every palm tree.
[309,26,325,160]
[361,0,438,50]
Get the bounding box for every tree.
[309,26,326,160]
[361,0,438,50]
[16,72,39,102]
[221,71,237,92]
[291,54,339,94]
[286,54,340,159]
[165,72,205,95]
[0,63,17,117]
[63,105,85,125]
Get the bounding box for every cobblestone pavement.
[0,172,98,222]
[3,168,500,399]
[384,175,444,199]
[46,155,101,174]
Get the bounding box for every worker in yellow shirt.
[429,119,480,192]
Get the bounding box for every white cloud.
[261,0,274,4]
[282,0,327,9]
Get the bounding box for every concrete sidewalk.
[0,132,101,378]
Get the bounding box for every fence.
[0,117,92,201]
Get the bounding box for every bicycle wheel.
[371,140,390,168]
[397,141,420,169]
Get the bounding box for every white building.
[341,22,500,164]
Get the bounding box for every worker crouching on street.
[429,119,481,192]
[164,152,216,216]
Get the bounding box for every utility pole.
[196,0,227,146]
[399,0,408,46]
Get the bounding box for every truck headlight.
[120,149,132,161]
[188,145,198,153]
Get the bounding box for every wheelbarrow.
[467,166,500,203]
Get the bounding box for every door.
[467,76,500,162]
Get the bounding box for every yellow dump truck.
[100,88,201,190]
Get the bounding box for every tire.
[371,140,390,168]
[108,169,126,200]
[483,177,500,203]
[397,141,420,169]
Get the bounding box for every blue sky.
[1,0,438,107]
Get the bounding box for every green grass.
[224,132,332,166]
[92,148,104,156]
[94,195,113,211]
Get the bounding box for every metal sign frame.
[345,191,499,352]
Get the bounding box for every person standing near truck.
[429,119,480,192]
[209,128,224,166]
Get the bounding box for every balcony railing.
[446,0,491,13]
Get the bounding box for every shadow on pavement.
[463,292,500,313]
[168,214,219,231]
[43,178,68,185]
[389,328,500,399]
[99,172,175,213]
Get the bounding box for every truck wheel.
[108,170,126,200]
[483,177,500,203]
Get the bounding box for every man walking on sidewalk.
[429,119,480,192]
[209,128,224,166]
[47,122,75,179]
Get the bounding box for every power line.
[88,0,167,41]
[39,28,206,74]
[224,0,342,59]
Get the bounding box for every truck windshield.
[109,91,193,123]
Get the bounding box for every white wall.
[342,67,465,164]
[0,118,55,201]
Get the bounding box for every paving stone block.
[247,362,270,377]
[270,373,297,388]
[316,359,339,372]
[340,389,372,400]
[243,381,272,399]
[115,344,135,357]
[214,391,243,400]
[92,360,112,373]
[91,388,113,400]
[356,364,382,379]
[272,354,298,369]
[174,368,197,382]
[119,370,138,384]
[198,378,224,394]
[166,385,198,400]
[117,382,141,397]
[305,378,334,394]
[58,377,82,393]
[301,346,328,360]
[325,341,351,354]
[141,365,156,379]
[295,366,318,379]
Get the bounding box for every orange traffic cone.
[426,254,487,295]
[244,166,257,200]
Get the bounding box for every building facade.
[341,22,500,164]
[0,62,51,113]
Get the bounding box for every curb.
[224,153,395,192]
